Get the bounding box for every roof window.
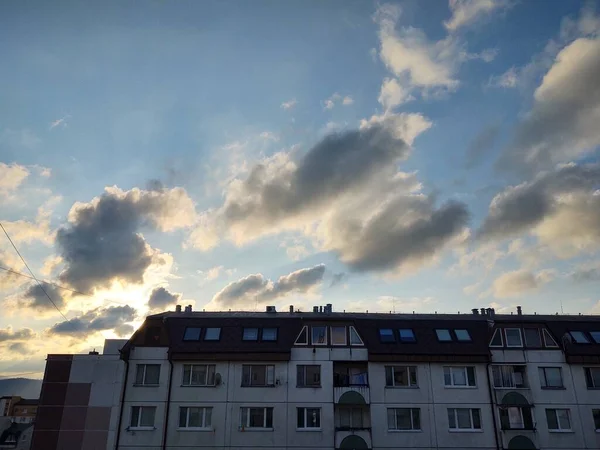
[505,328,523,347]
[242,327,259,341]
[454,329,471,342]
[570,331,591,344]
[349,326,364,346]
[590,331,600,344]
[435,329,452,342]
[295,326,308,345]
[379,328,395,343]
[183,327,201,341]
[204,327,221,341]
[398,328,416,342]
[262,328,278,341]
[489,328,503,347]
[311,326,327,345]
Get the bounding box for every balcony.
[334,385,370,404]
[335,429,372,449]
[333,363,369,404]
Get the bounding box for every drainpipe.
[114,359,129,450]
[162,358,174,450]
[486,363,501,450]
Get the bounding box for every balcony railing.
[334,373,369,387]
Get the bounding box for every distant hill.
[0,378,42,398]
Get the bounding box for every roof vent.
[472,308,479,315]
[480,308,486,316]
[325,303,333,314]
[175,305,182,313]
[313,306,319,313]
[266,305,276,313]
[517,306,522,315]
[289,305,294,313]
[184,305,192,313]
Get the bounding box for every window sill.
[238,428,274,432]
[180,384,216,388]
[128,427,156,431]
[449,429,483,433]
[132,384,160,387]
[296,386,322,389]
[177,428,213,432]
[388,429,422,433]
[549,430,573,433]
[494,386,529,390]
[385,386,419,389]
[444,386,477,389]
[296,428,322,432]
[541,387,566,390]
[240,385,276,388]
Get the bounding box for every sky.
[1,0,600,378]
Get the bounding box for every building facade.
[33,306,600,450]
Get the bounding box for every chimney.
[480,308,486,316]
[175,305,182,313]
[319,306,323,313]
[184,305,192,313]
[289,305,294,313]
[517,306,522,316]
[313,306,319,313]
[489,308,495,318]
[472,308,479,315]
[88,349,99,355]
[325,303,333,314]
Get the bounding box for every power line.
[0,222,68,321]
[0,265,91,298]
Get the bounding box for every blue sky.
[1,0,600,377]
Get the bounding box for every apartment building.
[33,305,600,450]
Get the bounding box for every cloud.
[445,0,509,32]
[488,66,518,88]
[0,163,29,195]
[342,96,354,105]
[281,99,297,110]
[378,78,413,110]
[330,272,346,288]
[56,186,196,292]
[19,282,67,312]
[48,305,136,338]
[259,131,279,141]
[571,261,600,282]
[210,264,326,309]
[148,286,181,310]
[49,115,70,130]
[0,327,36,342]
[323,93,354,109]
[464,124,500,168]
[492,269,554,298]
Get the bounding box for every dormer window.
[349,326,364,346]
[490,328,503,347]
[524,329,542,347]
[295,326,308,345]
[590,331,600,344]
[570,331,590,344]
[331,327,347,345]
[505,328,523,347]
[542,329,558,347]
[311,326,327,345]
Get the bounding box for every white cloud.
[0,163,29,196]
[281,99,297,110]
[378,78,413,110]
[323,93,353,110]
[259,131,279,141]
[342,96,354,105]
[492,269,555,298]
[445,0,508,32]
[488,66,518,88]
[49,115,70,130]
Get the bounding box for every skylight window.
[242,328,259,341]
[436,329,452,342]
[183,327,201,341]
[454,329,471,342]
[262,328,278,341]
[379,328,395,343]
[570,331,591,344]
[590,331,600,344]
[399,329,416,342]
[204,328,221,341]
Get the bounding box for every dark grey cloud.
[572,266,600,283]
[465,124,500,168]
[478,164,600,241]
[212,264,326,308]
[148,286,181,310]
[21,282,66,311]
[330,272,347,288]
[8,342,29,353]
[49,305,136,338]
[0,327,35,342]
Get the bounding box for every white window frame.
[448,408,481,431]
[491,365,527,389]
[311,326,327,345]
[330,326,347,346]
[242,364,275,387]
[178,406,213,430]
[489,328,504,347]
[505,328,523,347]
[539,366,563,389]
[129,406,156,430]
[297,407,321,430]
[182,364,216,386]
[385,366,418,388]
[444,366,476,388]
[546,408,572,432]
[135,364,160,386]
[240,407,274,429]
[349,326,364,346]
[542,329,558,347]
[387,408,421,431]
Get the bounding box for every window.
[436,329,452,341]
[398,329,416,342]
[490,328,503,347]
[444,366,476,387]
[539,367,563,388]
[570,331,590,344]
[331,326,347,345]
[297,365,321,387]
[491,365,527,388]
[204,327,221,341]
[524,328,542,347]
[448,408,481,431]
[385,366,418,387]
[179,407,212,429]
[311,326,327,345]
[243,328,259,341]
[590,331,600,344]
[546,409,571,431]
[130,406,156,429]
[242,365,275,386]
[183,327,201,341]
[584,367,600,389]
[135,364,160,385]
[240,407,273,429]
[182,364,216,386]
[297,407,320,429]
[337,407,364,429]
[500,407,533,430]
[295,326,308,345]
[387,408,420,431]
[262,328,278,341]
[349,326,364,345]
[505,328,523,347]
[542,329,558,347]
[454,329,471,342]
[379,328,395,342]
[593,409,600,431]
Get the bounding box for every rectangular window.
[243,328,259,341]
[331,326,347,345]
[385,366,418,387]
[135,364,160,385]
[204,327,221,341]
[505,328,523,347]
[242,365,275,387]
[570,331,590,344]
[444,366,476,387]
[491,365,527,388]
[539,367,563,388]
[379,328,395,342]
[311,326,327,345]
[448,408,481,430]
[584,367,600,389]
[297,407,321,429]
[178,407,212,429]
[262,328,278,341]
[337,407,364,429]
[524,328,542,347]
[436,329,452,341]
[454,329,471,342]
[183,327,201,341]
[387,408,421,431]
[130,406,156,428]
[240,407,273,429]
[499,407,533,430]
[590,331,600,344]
[593,409,600,431]
[398,329,416,342]
[182,364,216,386]
[349,326,363,345]
[546,409,571,431]
[297,365,321,387]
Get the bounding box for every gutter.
[486,362,501,450]
[162,358,174,450]
[114,357,129,450]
